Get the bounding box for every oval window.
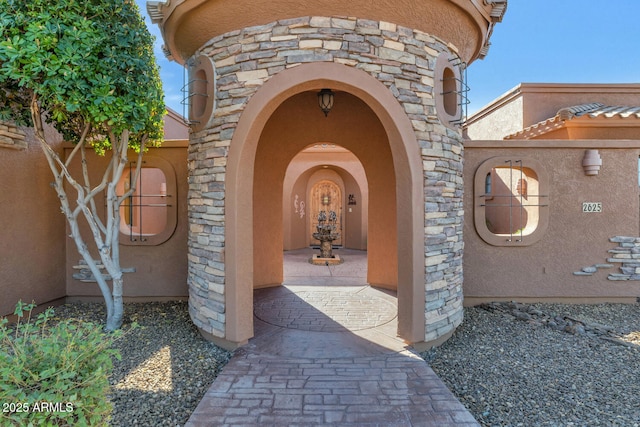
[434,52,462,129]
[474,157,549,246]
[116,156,177,245]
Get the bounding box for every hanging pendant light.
[317,89,334,117]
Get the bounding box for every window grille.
[119,162,172,242]
[479,160,548,243]
[441,57,469,126]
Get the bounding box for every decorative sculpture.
[312,210,340,259]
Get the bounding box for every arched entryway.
[283,146,368,252]
[225,62,425,348]
[253,90,396,287]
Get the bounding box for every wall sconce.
[318,89,334,117]
[582,149,602,176]
[322,194,331,205]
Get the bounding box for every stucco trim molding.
[155,0,505,64]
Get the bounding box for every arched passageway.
[283,145,368,252]
[253,91,396,288]
[224,63,425,348]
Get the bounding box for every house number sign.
[582,202,602,213]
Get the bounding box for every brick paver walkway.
[186,249,478,426]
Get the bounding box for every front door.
[309,180,342,246]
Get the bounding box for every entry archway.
[225,62,425,347]
[283,146,368,252]
[253,91,396,289]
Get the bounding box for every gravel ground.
[49,300,640,426]
[422,302,640,426]
[53,301,231,427]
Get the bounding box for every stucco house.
[2,0,639,352]
[464,83,640,304]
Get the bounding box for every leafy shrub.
[0,301,121,426]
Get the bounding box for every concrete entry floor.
[186,248,478,426]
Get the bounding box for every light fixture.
[317,89,334,117]
[582,149,602,176]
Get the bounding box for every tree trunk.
[106,276,124,330]
[30,95,141,332]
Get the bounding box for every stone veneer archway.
[187,18,465,350]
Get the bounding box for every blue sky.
[136,1,640,116]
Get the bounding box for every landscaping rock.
[422,302,640,426]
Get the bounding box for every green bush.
[0,301,121,426]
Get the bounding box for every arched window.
[187,54,216,132]
[434,52,463,129]
[442,67,457,117]
[474,157,549,246]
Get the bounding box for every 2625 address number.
[582,202,602,213]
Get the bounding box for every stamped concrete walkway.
[186,249,477,426]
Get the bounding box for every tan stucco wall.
[464,140,640,302]
[163,108,189,140]
[521,84,640,130]
[464,93,524,140]
[0,127,66,316]
[65,143,189,301]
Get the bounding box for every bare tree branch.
[64,123,91,168]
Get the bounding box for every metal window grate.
[120,162,172,242]
[181,57,209,126]
[441,57,470,126]
[480,160,549,242]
